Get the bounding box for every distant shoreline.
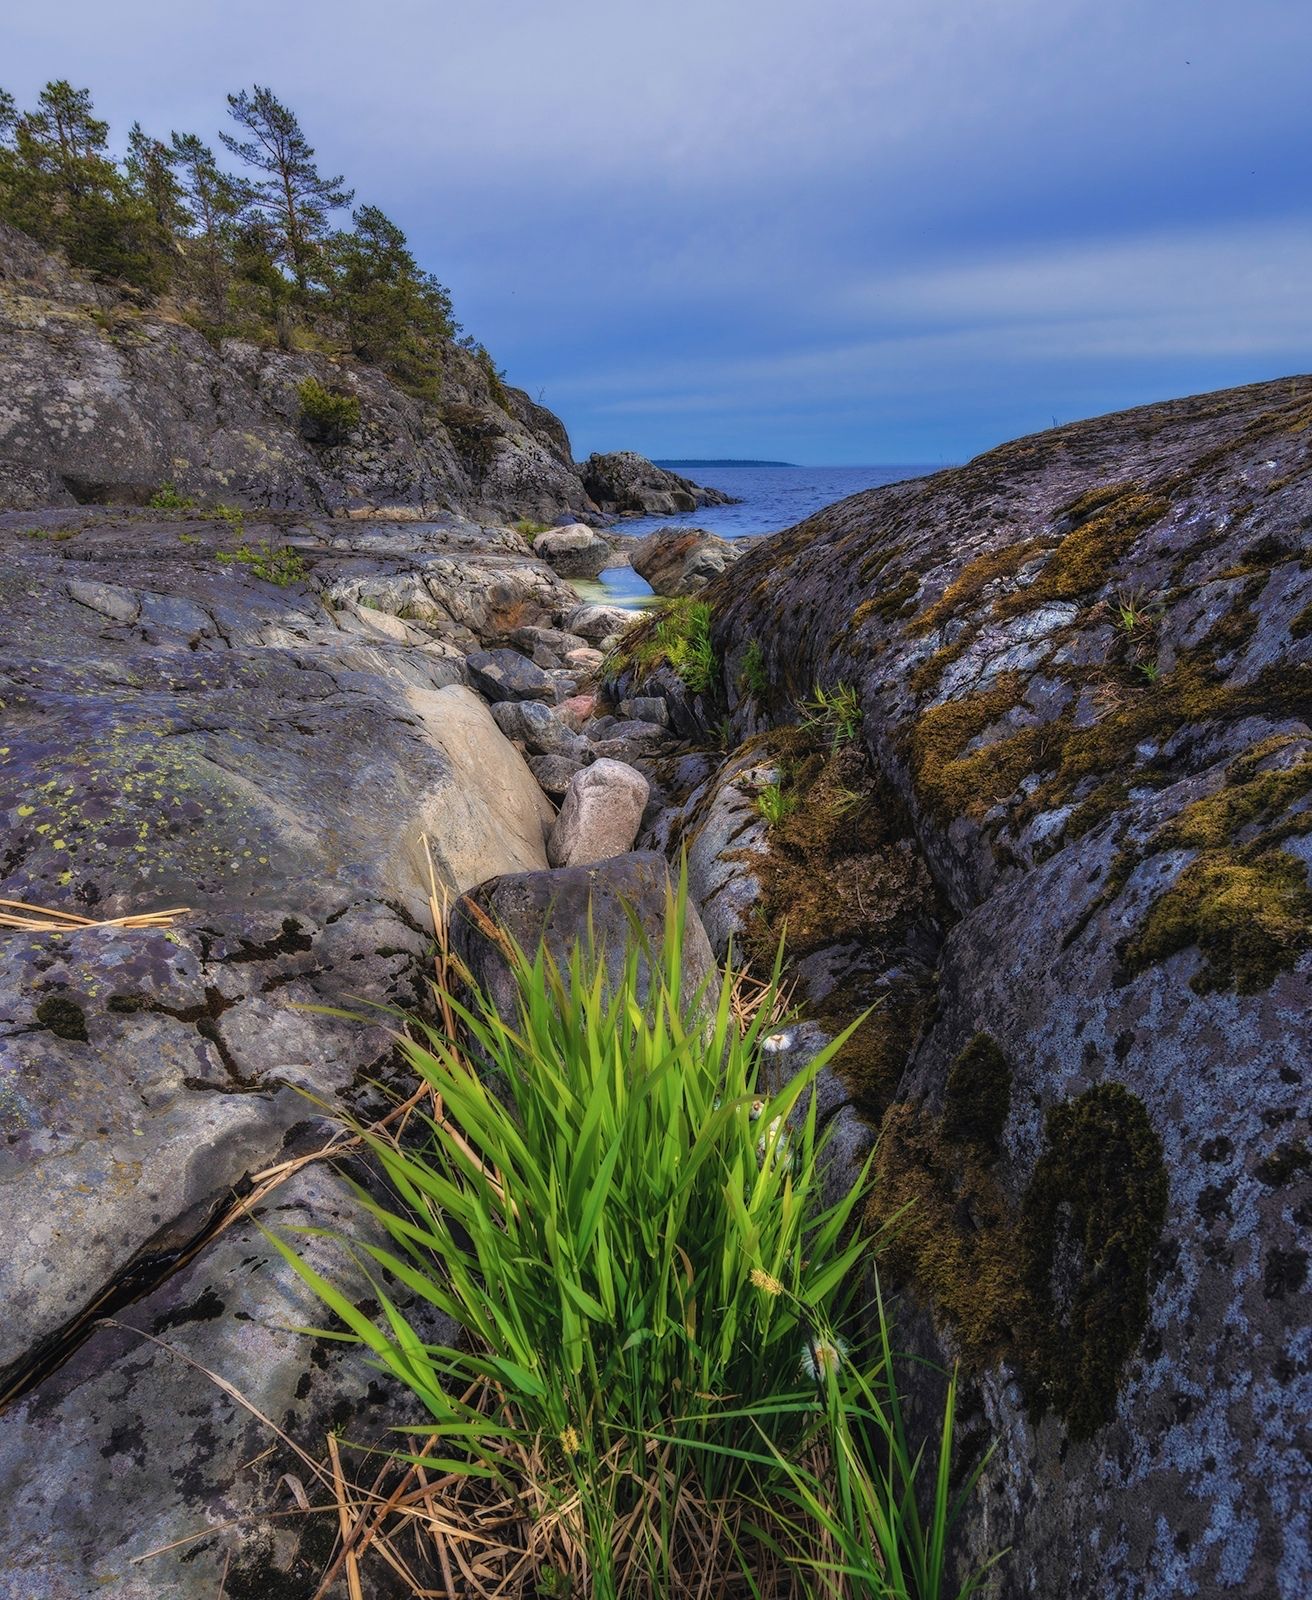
[654,458,798,469]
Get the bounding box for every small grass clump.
[277,875,997,1598]
[757,778,797,827]
[216,539,309,587]
[740,636,769,699]
[800,681,863,752]
[607,597,719,695]
[148,481,194,510]
[297,376,362,443]
[513,517,554,538]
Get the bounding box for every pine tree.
[170,132,246,323]
[0,81,163,290]
[125,122,189,233]
[220,86,352,292]
[329,204,454,398]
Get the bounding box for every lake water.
[594,463,940,607]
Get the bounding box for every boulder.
[586,718,674,761]
[548,758,651,866]
[579,451,736,517]
[490,698,588,758]
[0,1165,449,1598]
[564,646,605,675]
[0,509,553,1569]
[631,526,746,596]
[708,374,1312,1600]
[565,601,635,645]
[559,692,598,729]
[449,851,716,1021]
[465,647,557,703]
[527,751,588,800]
[619,695,671,727]
[531,523,615,577]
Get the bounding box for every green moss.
[1018,1084,1167,1440]
[870,1102,1024,1367]
[870,1076,1167,1441]
[906,672,1052,819]
[35,995,88,1042]
[1124,850,1312,994]
[995,486,1169,614]
[852,571,919,628]
[941,1033,1012,1156]
[912,538,1049,636]
[1291,600,1312,640]
[734,734,941,1116]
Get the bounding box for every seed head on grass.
[750,1266,785,1297]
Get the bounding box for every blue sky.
[6,0,1311,462]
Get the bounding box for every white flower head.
[801,1334,849,1383]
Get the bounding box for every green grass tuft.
[274,871,999,1596]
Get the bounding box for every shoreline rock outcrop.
[684,374,1312,1600]
[580,450,737,517]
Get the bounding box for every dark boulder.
[450,851,716,1024]
[465,647,557,703]
[580,451,736,517]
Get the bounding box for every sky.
[5,0,1311,463]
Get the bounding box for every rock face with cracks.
[696,375,1312,1600]
[0,506,558,1586]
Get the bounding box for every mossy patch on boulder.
[871,1062,1167,1442]
[1018,1084,1168,1440]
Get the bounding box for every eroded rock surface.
[0,1165,450,1598]
[632,525,746,595]
[0,507,562,1585]
[700,376,1312,1600]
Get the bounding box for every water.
[596,463,940,607]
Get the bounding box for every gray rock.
[586,719,673,761]
[565,601,637,645]
[0,508,552,1427]
[631,526,746,596]
[548,758,650,866]
[565,645,605,674]
[490,698,587,757]
[531,523,615,577]
[0,1165,448,1598]
[526,751,588,800]
[465,647,556,703]
[619,695,671,726]
[450,851,716,1022]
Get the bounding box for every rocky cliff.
[675,375,1312,1600]
[0,221,723,524]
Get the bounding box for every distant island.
[653,458,797,468]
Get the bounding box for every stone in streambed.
[490,699,588,758]
[527,751,588,800]
[531,524,614,577]
[450,851,715,1022]
[548,758,650,867]
[465,647,556,703]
